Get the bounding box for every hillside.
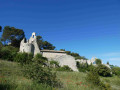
[0,59,120,90]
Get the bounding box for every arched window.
[33,35,34,38]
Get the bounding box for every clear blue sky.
[0,0,120,66]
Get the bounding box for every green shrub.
[14,52,33,65]
[0,46,18,61]
[95,64,112,77]
[86,68,112,90]
[23,61,61,87]
[76,61,90,72]
[56,65,73,72]
[33,53,48,64]
[50,60,59,68]
[112,67,120,76]
[86,69,101,85]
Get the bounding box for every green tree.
[0,26,2,32]
[1,26,25,47]
[37,35,43,50]
[42,41,55,50]
[95,59,102,65]
[107,61,109,65]
[37,36,55,50]
[60,49,65,51]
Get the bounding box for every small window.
[33,35,34,38]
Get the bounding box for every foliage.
[112,67,120,76]
[64,50,88,60]
[56,65,73,72]
[42,41,55,50]
[86,69,101,85]
[0,59,55,90]
[0,46,18,61]
[23,54,60,87]
[107,61,109,65]
[1,60,119,90]
[95,64,112,77]
[14,52,33,65]
[0,41,3,48]
[76,61,91,72]
[50,60,59,67]
[1,26,25,47]
[95,59,102,65]
[0,26,2,32]
[86,67,112,90]
[33,53,48,65]
[60,49,65,51]
[37,36,55,50]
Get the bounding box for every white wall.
[42,52,66,59]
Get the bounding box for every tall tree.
[95,59,102,65]
[1,26,25,47]
[0,26,2,32]
[36,36,55,50]
[42,41,55,50]
[37,35,43,50]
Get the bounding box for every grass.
[101,76,120,90]
[0,59,120,90]
[0,60,53,90]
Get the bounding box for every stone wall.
[42,52,66,59]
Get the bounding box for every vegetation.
[37,35,55,50]
[56,65,73,72]
[76,61,89,72]
[0,25,120,90]
[95,64,112,77]
[86,68,112,90]
[0,46,18,61]
[60,49,88,60]
[14,52,33,65]
[95,58,102,65]
[50,60,59,68]
[0,26,2,32]
[1,26,25,47]
[1,60,120,90]
[112,66,120,76]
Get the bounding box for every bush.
[95,64,112,77]
[23,55,61,87]
[0,46,18,61]
[112,67,120,76]
[14,52,33,65]
[76,61,90,72]
[86,67,112,90]
[86,69,101,85]
[50,60,59,68]
[56,65,73,72]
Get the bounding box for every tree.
[37,35,43,50]
[107,61,109,65]
[36,36,55,50]
[60,49,65,51]
[0,26,2,32]
[42,41,55,50]
[1,26,25,47]
[95,59,102,65]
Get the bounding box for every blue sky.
[0,0,120,66]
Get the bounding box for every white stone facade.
[19,32,41,55]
